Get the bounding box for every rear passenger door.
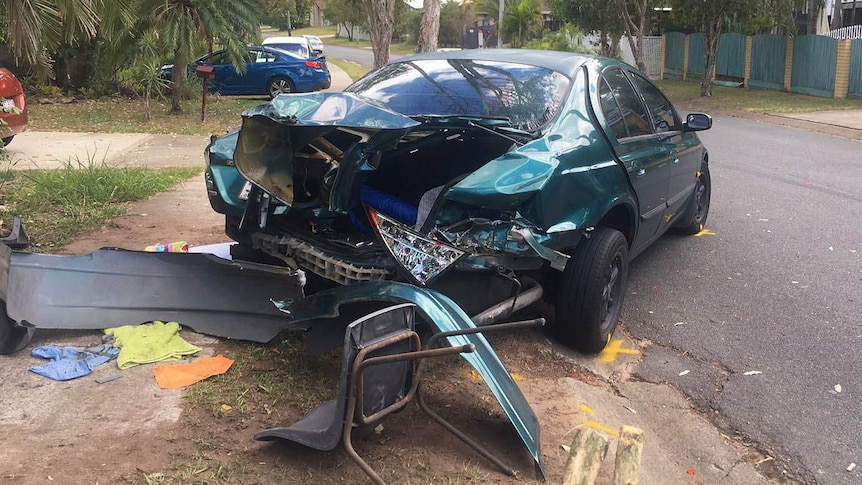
[598,68,671,250]
[627,71,699,221]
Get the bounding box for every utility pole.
[497,0,504,47]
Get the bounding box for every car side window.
[629,73,679,133]
[602,68,652,138]
[257,51,277,63]
[598,78,628,140]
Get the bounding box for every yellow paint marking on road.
[580,403,595,415]
[694,227,716,237]
[597,339,640,364]
[582,420,621,438]
[510,372,524,382]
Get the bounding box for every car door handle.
[631,162,646,177]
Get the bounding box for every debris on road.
[679,370,690,376]
[743,370,763,376]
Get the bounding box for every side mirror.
[684,113,712,132]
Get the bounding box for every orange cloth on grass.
[153,354,235,389]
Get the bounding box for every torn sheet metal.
[0,245,304,354]
[277,280,546,480]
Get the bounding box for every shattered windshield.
[345,59,571,131]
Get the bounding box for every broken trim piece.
[0,247,306,353]
[510,227,570,271]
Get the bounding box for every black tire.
[267,76,294,98]
[1,135,13,147]
[674,164,711,235]
[555,227,629,353]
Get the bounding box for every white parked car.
[303,35,324,54]
[262,36,312,58]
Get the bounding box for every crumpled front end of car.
[216,92,577,314]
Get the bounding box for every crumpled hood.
[233,92,420,209]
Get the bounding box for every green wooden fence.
[664,32,686,80]
[716,33,746,79]
[849,39,862,97]
[790,36,837,97]
[687,33,705,78]
[749,34,786,91]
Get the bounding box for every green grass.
[328,58,370,82]
[182,333,339,417]
[325,35,418,56]
[0,158,200,250]
[657,79,862,113]
[29,97,265,136]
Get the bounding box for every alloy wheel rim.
[601,253,623,331]
[270,80,291,97]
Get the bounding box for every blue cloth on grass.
[30,344,120,381]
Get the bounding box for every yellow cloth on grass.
[105,321,201,370]
[153,354,235,389]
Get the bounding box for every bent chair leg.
[416,318,547,478]
[343,339,476,485]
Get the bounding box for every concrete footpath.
[2,62,355,170]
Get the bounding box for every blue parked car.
[162,45,331,98]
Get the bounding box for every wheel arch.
[596,202,637,248]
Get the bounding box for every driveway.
[3,132,208,170]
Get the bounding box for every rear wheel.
[268,76,294,98]
[555,227,629,353]
[674,164,711,235]
[1,136,13,147]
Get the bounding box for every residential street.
[623,114,862,484]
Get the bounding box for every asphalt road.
[623,115,862,484]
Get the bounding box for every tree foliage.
[324,0,365,40]
[669,0,800,96]
[502,0,543,48]
[2,0,100,77]
[548,0,623,57]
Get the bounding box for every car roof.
[263,36,309,44]
[395,49,607,78]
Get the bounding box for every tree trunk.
[416,0,441,53]
[853,1,858,27]
[364,0,397,69]
[145,85,152,121]
[170,49,188,115]
[701,16,723,97]
[831,0,843,30]
[615,0,649,75]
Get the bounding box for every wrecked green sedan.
[204,49,712,353]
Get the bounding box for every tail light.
[368,208,465,285]
[305,60,323,69]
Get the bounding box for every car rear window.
[345,59,571,131]
[267,43,308,58]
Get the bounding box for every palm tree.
[144,0,261,114]
[2,0,99,75]
[503,0,543,48]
